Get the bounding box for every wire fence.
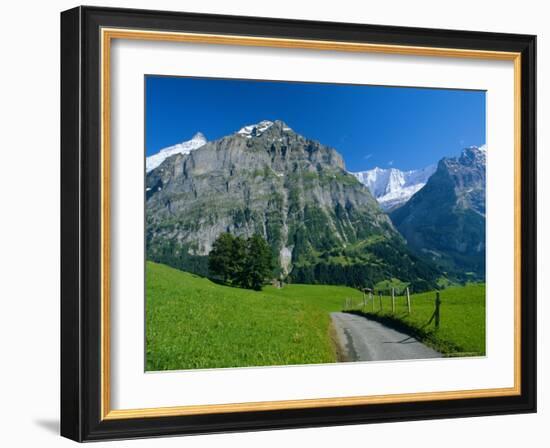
[343,288,442,329]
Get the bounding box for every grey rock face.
[390,146,486,280]
[146,120,439,288]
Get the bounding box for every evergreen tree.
[229,236,247,283]
[208,233,241,283]
[240,234,274,290]
[208,233,273,290]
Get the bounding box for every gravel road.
[330,312,442,362]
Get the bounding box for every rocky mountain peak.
[439,145,486,208]
[390,145,487,280]
[237,120,273,137]
[237,119,293,138]
[351,164,436,211]
[458,145,487,167]
[191,132,208,143]
[145,120,439,289]
[145,132,208,172]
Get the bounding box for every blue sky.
[145,76,485,172]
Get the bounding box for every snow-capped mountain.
[146,132,207,172]
[237,120,275,137]
[146,119,439,289]
[351,164,436,211]
[236,120,293,138]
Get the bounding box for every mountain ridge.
[145,119,440,290]
[146,132,207,173]
[351,164,436,211]
[390,145,486,280]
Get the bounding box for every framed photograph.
[60,6,536,442]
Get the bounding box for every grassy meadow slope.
[146,261,362,371]
[146,262,485,371]
[351,284,486,356]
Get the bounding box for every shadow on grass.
[343,309,461,355]
[207,277,265,292]
[207,276,230,286]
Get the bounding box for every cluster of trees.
[148,231,439,293]
[147,239,209,277]
[290,240,439,292]
[290,261,434,292]
[208,233,274,291]
[291,262,384,287]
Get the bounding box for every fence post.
[391,288,395,313]
[435,291,441,328]
[406,287,411,314]
[378,291,383,311]
[370,291,374,312]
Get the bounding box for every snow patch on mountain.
[351,164,436,211]
[146,132,207,172]
[237,120,274,138]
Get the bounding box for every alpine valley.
[146,120,441,291]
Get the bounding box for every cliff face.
[390,146,486,280]
[146,120,439,289]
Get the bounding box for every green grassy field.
[146,261,486,371]
[351,284,486,356]
[146,261,362,371]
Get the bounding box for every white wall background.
[0,0,546,446]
